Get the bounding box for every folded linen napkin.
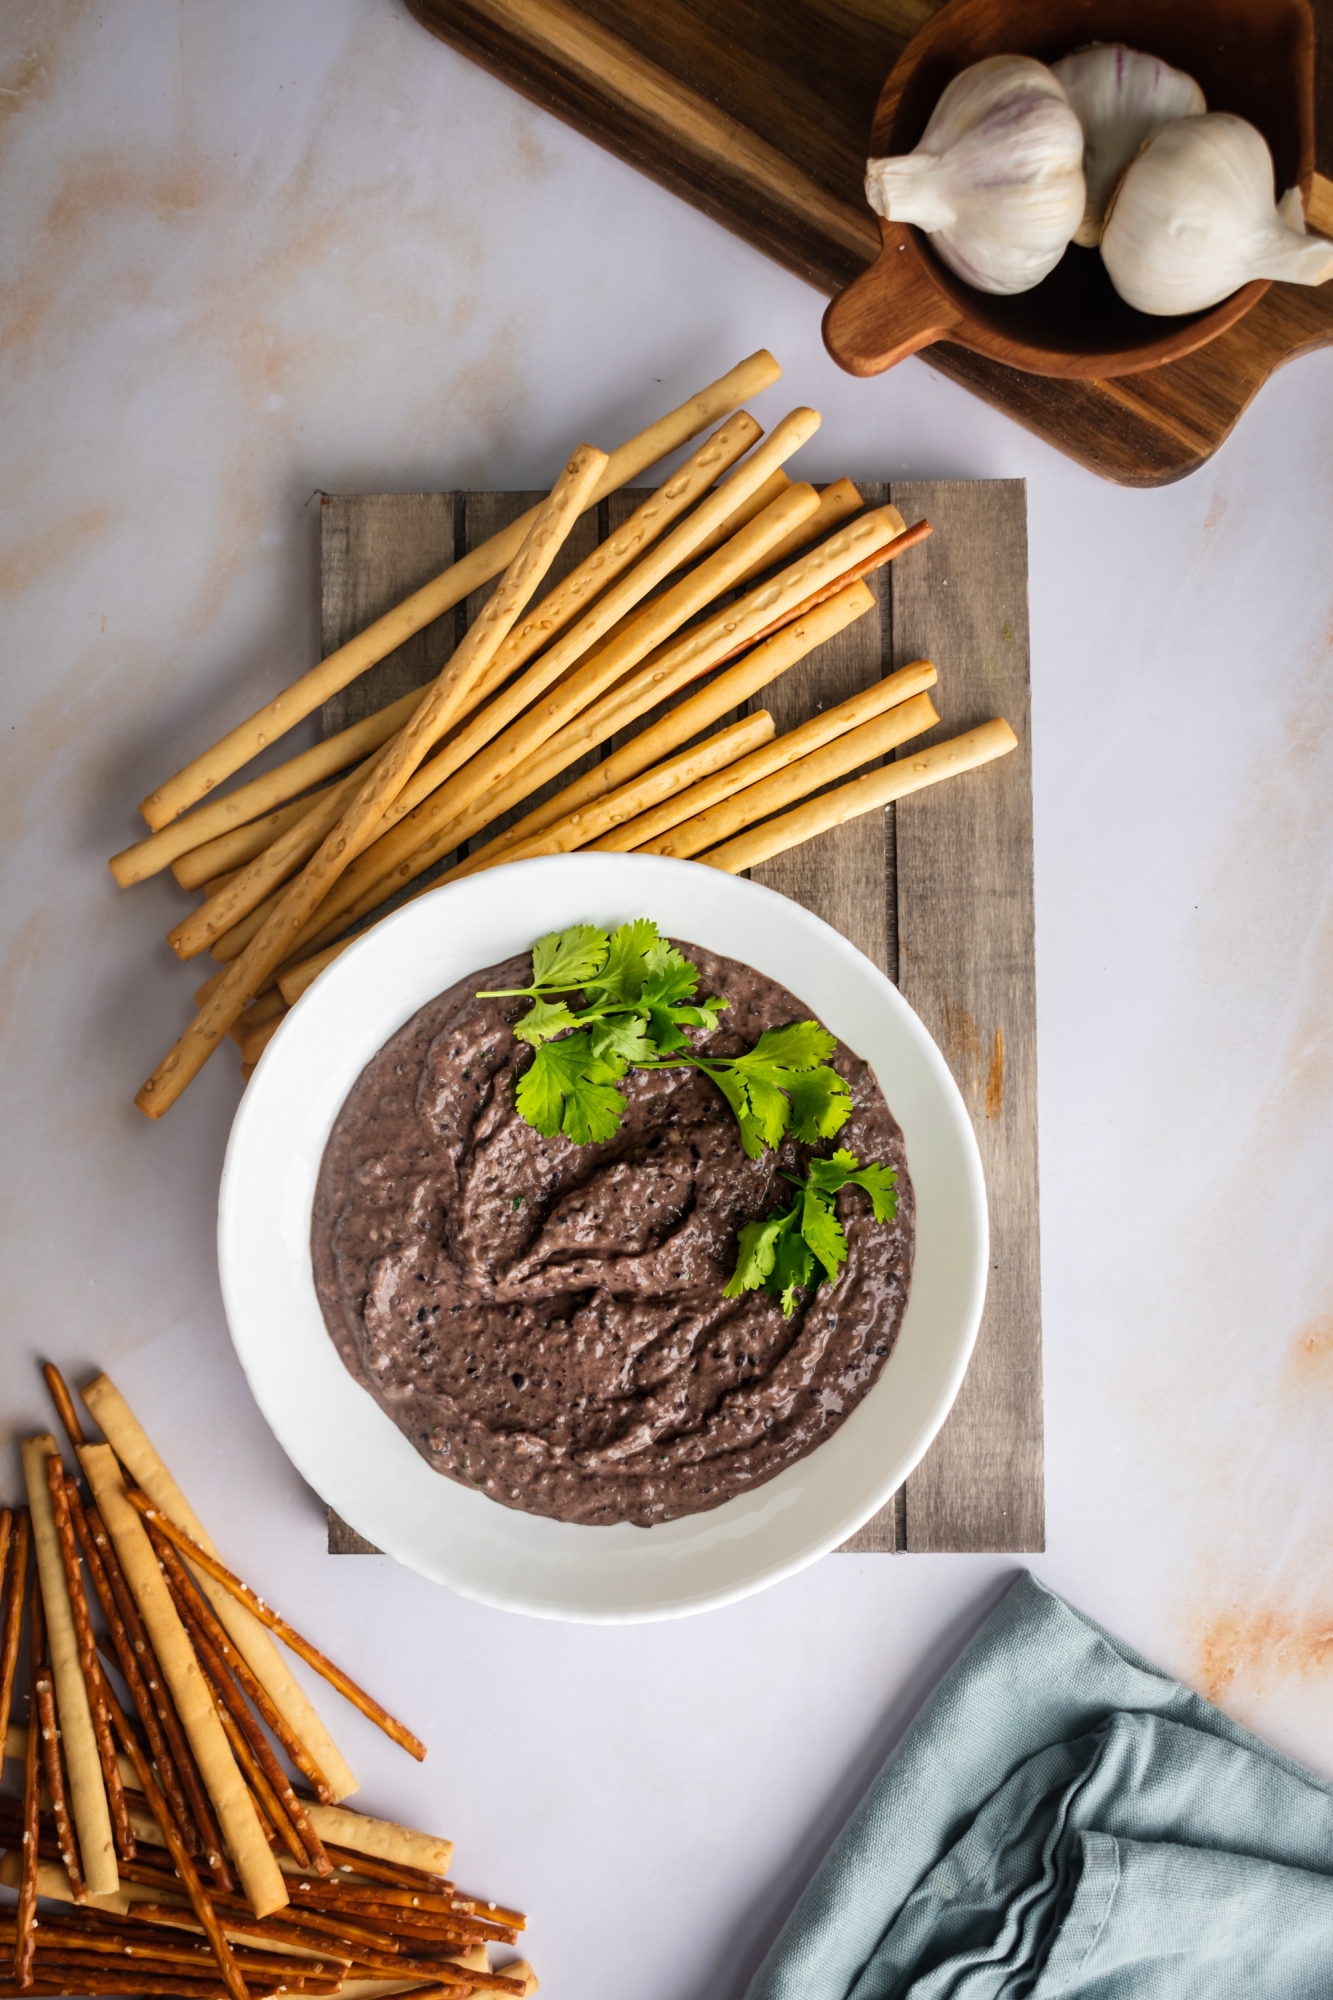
[747,1571,1333,1999]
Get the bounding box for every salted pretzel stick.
[0,1511,30,1765]
[79,1447,287,1919]
[139,350,781,829]
[15,1566,43,1984]
[700,718,1020,872]
[34,1645,86,1903]
[157,1540,331,1875]
[98,1679,251,2000]
[204,1678,299,1861]
[74,1494,223,1875]
[125,1494,425,1764]
[170,413,799,964]
[139,445,609,1115]
[630,688,942,858]
[23,1437,118,1897]
[44,1458,134,1863]
[81,1374,347,1804]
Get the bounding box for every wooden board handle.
[823,221,965,377]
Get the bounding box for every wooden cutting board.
[323,480,1042,1557]
[401,0,1333,487]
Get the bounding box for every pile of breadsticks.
[110,349,1015,1115]
[0,1366,533,1999]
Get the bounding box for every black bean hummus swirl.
[311,943,914,1527]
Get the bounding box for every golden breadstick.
[237,1006,286,1067]
[23,1436,119,1897]
[228,987,286,1050]
[138,445,608,1114]
[728,476,868,588]
[626,676,939,856]
[699,719,1020,872]
[172,783,340,890]
[78,1445,287,1919]
[80,1374,352,1803]
[45,1456,134,1863]
[15,1565,42,1982]
[138,351,782,829]
[123,1494,426,1765]
[444,712,775,879]
[299,1808,452,1881]
[277,937,354,1006]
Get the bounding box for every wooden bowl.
[823,0,1316,381]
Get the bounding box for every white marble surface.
[3,3,1333,1995]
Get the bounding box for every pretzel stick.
[170,416,803,965]
[40,1367,86,1454]
[0,1511,31,1768]
[700,719,1020,872]
[34,1659,85,1904]
[44,1459,133,1863]
[16,1568,43,1985]
[123,1494,425,1764]
[79,1375,348,1803]
[73,1492,222,1871]
[203,1674,297,1859]
[22,1437,117,1897]
[633,691,942,859]
[138,350,781,829]
[138,445,609,1114]
[79,1447,287,1918]
[156,1540,332,1874]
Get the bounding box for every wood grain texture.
[320,494,459,731]
[404,0,1333,486]
[321,484,1041,1557]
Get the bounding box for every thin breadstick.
[78,1446,287,1919]
[267,473,826,966]
[76,1495,225,1875]
[0,1511,30,1768]
[173,415,810,966]
[23,1437,118,1897]
[44,1457,134,1863]
[174,783,341,890]
[727,475,868,588]
[277,939,355,1006]
[15,1568,42,1984]
[99,1678,251,2000]
[627,683,941,858]
[0,1853,134,1917]
[699,718,1020,872]
[157,1539,332,1875]
[238,1006,286,1068]
[138,444,609,1115]
[114,690,424,887]
[279,1809,452,1882]
[229,986,286,1049]
[79,1374,349,1804]
[202,1668,301,1863]
[138,351,782,829]
[34,1654,86,1903]
[123,1493,426,1765]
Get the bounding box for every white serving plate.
[219,853,987,1623]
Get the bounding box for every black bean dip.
[311,943,914,1527]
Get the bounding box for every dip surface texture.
[311,943,914,1527]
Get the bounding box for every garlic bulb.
[1101,112,1333,316]
[865,54,1085,295]
[1051,43,1205,246]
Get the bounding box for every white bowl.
[219,853,986,1623]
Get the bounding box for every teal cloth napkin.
[746,1572,1333,1999]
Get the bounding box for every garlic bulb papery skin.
[1101,112,1333,316]
[865,54,1086,296]
[1051,43,1205,247]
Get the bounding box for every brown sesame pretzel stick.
[125,1494,425,1761]
[99,1677,250,2000]
[44,1458,134,1864]
[312,1839,449,1890]
[156,1541,332,1872]
[34,1660,85,1903]
[80,1504,230,1890]
[150,1532,333,1806]
[0,1514,12,1645]
[0,1511,23,1755]
[126,1902,355,1969]
[63,1487,201,1868]
[198,1659,307,1867]
[16,1565,43,1986]
[40,1367,86,1458]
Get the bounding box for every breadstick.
[179,413,812,966]
[629,685,941,858]
[15,1568,42,1984]
[296,1811,452,1882]
[727,475,868,589]
[98,1678,251,2000]
[138,444,608,1114]
[173,784,340,891]
[79,1374,349,1803]
[23,1436,118,1897]
[123,1494,426,1766]
[237,1005,286,1067]
[34,1654,86,1903]
[228,986,286,1049]
[268,473,824,966]
[277,938,355,1006]
[44,1457,134,1862]
[0,1510,30,1765]
[78,1446,287,1919]
[699,718,1020,872]
[138,351,782,829]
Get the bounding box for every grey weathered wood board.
[318,480,1042,1556]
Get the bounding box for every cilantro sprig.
[479,920,852,1155]
[723,1149,898,1317]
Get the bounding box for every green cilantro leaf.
[510,996,582,1047]
[515,1032,627,1145]
[723,1211,789,1299]
[589,1013,657,1067]
[784,1065,854,1143]
[800,1186,846,1282]
[723,1149,898,1318]
[530,924,609,989]
[588,919,667,1004]
[741,1020,837,1074]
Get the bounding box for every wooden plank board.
[322,480,1042,1557]
[403,0,1333,488]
